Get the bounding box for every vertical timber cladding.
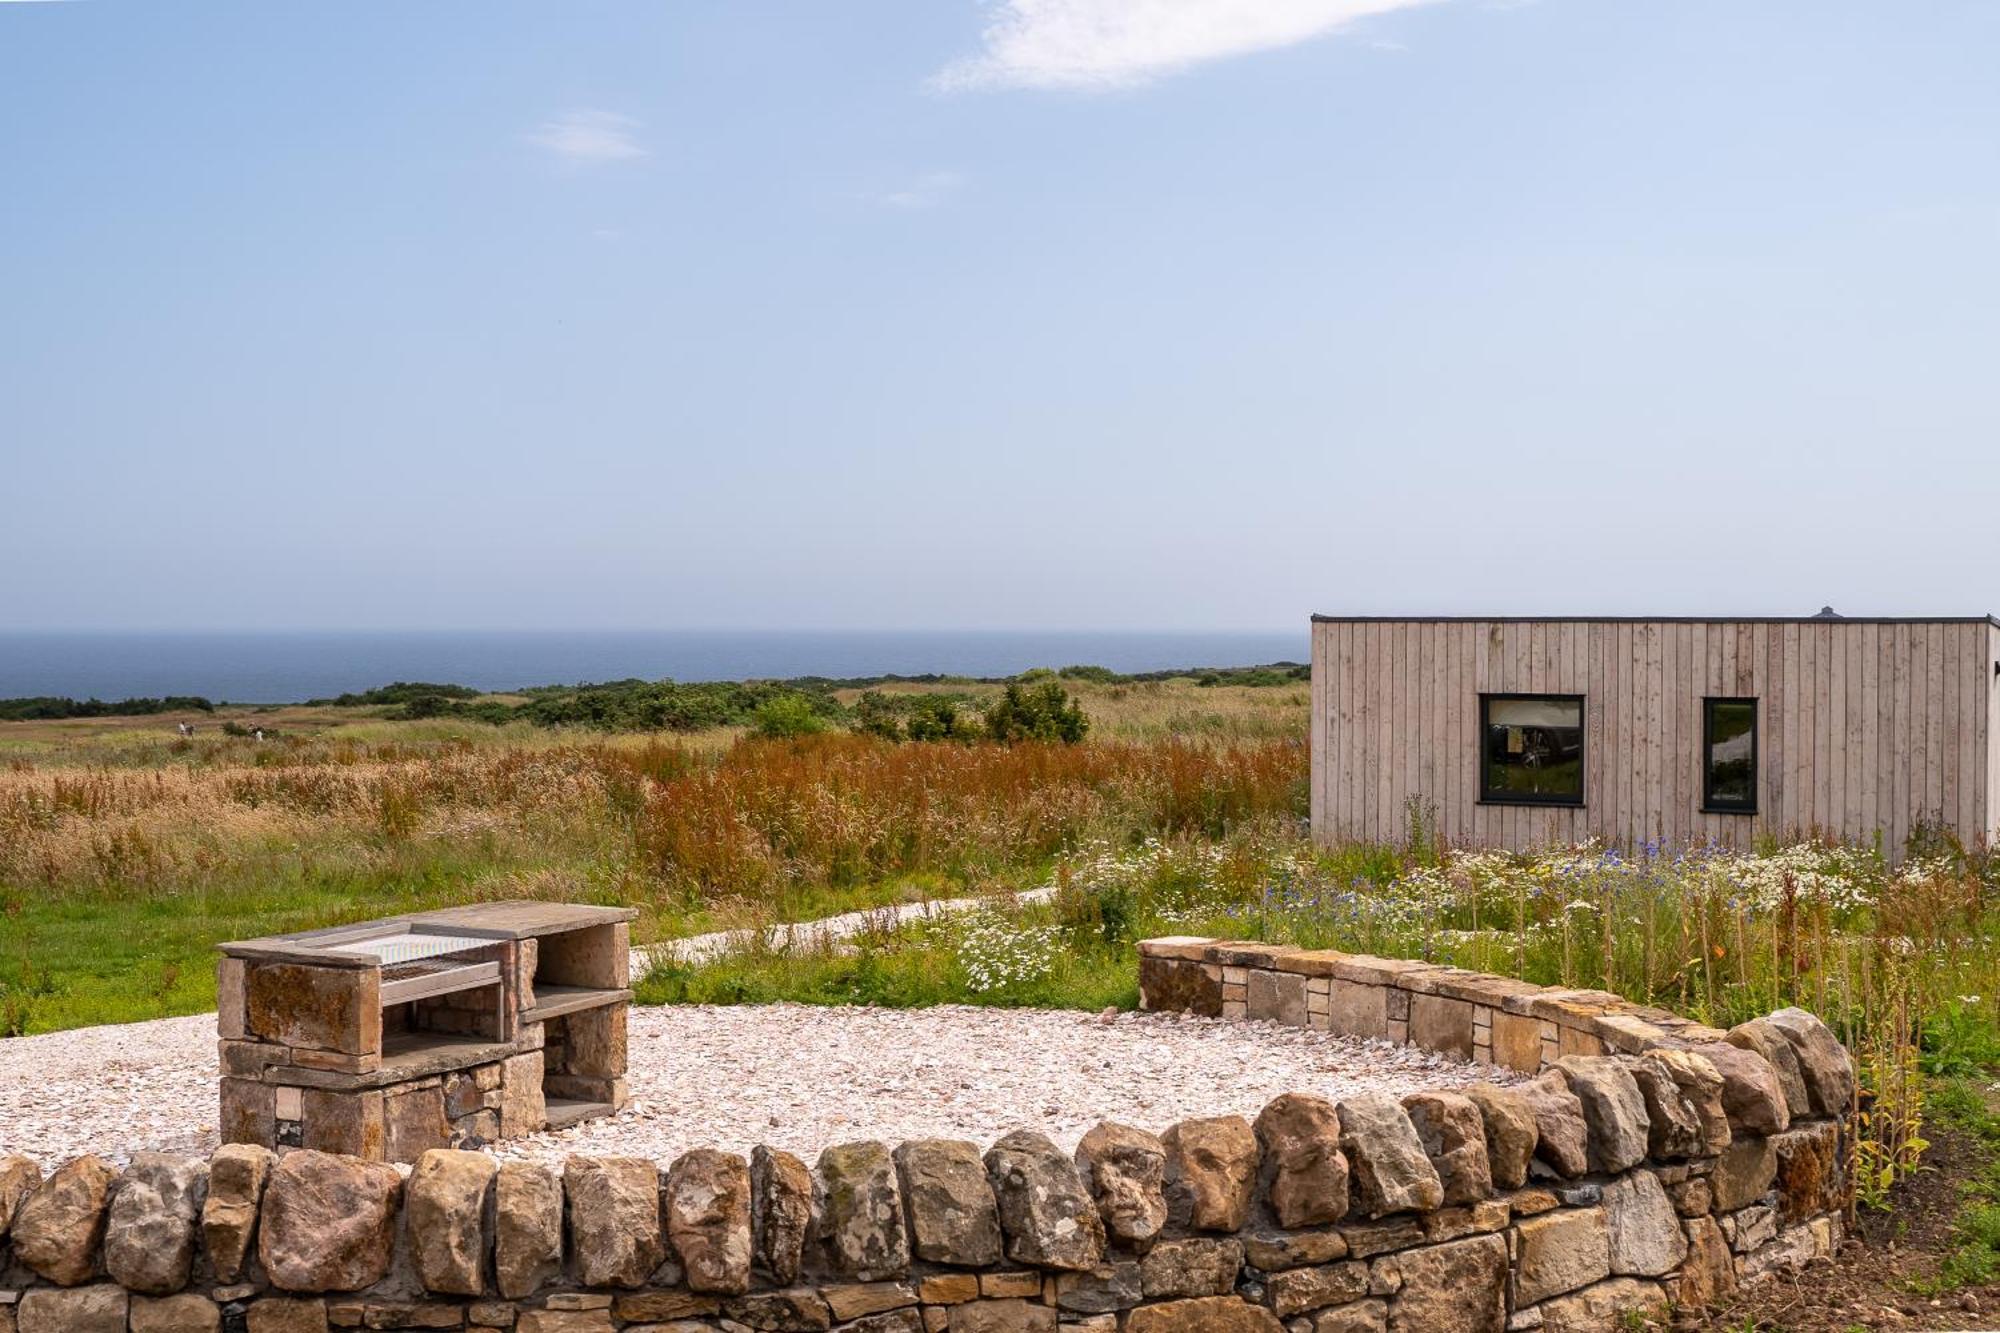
[1310,615,2000,854]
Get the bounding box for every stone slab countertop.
[218,899,638,962]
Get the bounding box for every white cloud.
[933,0,1442,92]
[526,109,647,163]
[882,171,966,210]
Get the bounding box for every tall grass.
[0,729,1305,1029]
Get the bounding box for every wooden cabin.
[1309,612,2000,854]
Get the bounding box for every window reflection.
[1481,695,1584,805]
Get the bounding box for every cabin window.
[1703,697,1758,813]
[1479,694,1585,806]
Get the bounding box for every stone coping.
[1136,936,1739,1073]
[0,943,1856,1333]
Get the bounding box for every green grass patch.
[1915,1078,2000,1291]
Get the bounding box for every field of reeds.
[0,678,1308,1031]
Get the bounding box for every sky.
[3,0,1998,632]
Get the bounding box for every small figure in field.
[253,728,264,742]
[176,722,191,738]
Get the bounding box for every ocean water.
[0,630,1307,704]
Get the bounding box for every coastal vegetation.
[4,660,1999,1244]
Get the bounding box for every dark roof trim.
[1310,614,2000,628]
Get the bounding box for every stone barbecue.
[215,900,636,1162]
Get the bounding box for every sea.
[0,630,1308,704]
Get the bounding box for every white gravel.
[0,1004,1515,1169]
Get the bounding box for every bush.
[983,683,1088,744]
[0,695,214,721]
[314,682,481,707]
[907,697,980,743]
[852,691,904,742]
[751,694,829,739]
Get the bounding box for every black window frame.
[1477,692,1587,808]
[1701,696,1759,815]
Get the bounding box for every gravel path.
[637,887,1058,967]
[0,1005,1514,1168]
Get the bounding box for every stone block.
[751,1144,814,1284]
[499,1051,547,1136]
[819,1141,912,1279]
[1513,1207,1610,1305]
[562,1156,663,1288]
[407,1149,496,1296]
[1123,1297,1278,1333]
[664,1148,753,1295]
[1409,994,1475,1060]
[103,1151,208,1295]
[897,1139,1004,1266]
[985,1130,1104,1271]
[244,1298,329,1333]
[1765,1007,1856,1116]
[1241,1226,1345,1269]
[1270,948,1348,977]
[1601,1171,1686,1277]
[1555,1025,1606,1059]
[1137,936,1217,961]
[385,1085,451,1163]
[11,1153,118,1286]
[1255,1093,1349,1228]
[1710,1135,1777,1212]
[221,1076,276,1146]
[1247,970,1309,1026]
[1337,1094,1443,1218]
[495,1160,564,1298]
[1772,1119,1842,1224]
[1139,956,1224,1016]
[1552,1057,1649,1175]
[1488,1011,1546,1073]
[203,1143,274,1283]
[130,1293,222,1332]
[217,958,247,1040]
[1386,1232,1506,1333]
[1140,1237,1244,1299]
[244,962,380,1055]
[1325,978,1392,1042]
[1693,1042,1791,1136]
[1053,1262,1141,1313]
[536,922,627,989]
[1673,1214,1736,1309]
[1533,1276,1667,1333]
[1074,1121,1167,1246]
[1266,1260,1368,1316]
[16,1285,128,1333]
[1401,1091,1491,1205]
[565,1003,628,1078]
[300,1087,386,1160]
[258,1151,401,1293]
[1163,1116,1260,1233]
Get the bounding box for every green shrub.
[907,697,980,743]
[983,682,1088,744]
[751,694,829,739]
[852,691,904,742]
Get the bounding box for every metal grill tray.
[326,932,502,1005]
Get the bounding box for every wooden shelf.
[522,985,632,1024]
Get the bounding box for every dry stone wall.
[0,939,1852,1332]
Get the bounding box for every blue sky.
[3,1,1997,632]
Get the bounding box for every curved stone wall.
[0,938,1852,1333]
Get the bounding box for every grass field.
[0,674,1307,1032]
